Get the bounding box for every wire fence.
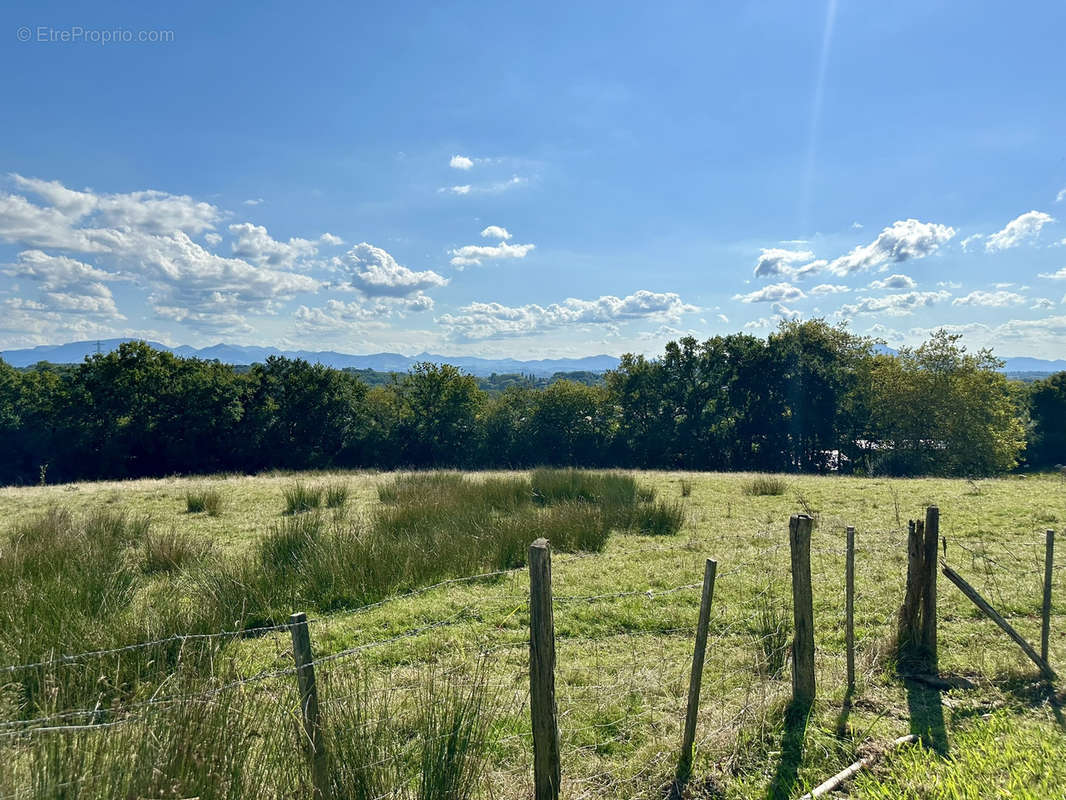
[0,517,1060,800]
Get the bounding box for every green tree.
[1028,371,1066,468]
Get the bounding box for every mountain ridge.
[3,339,1064,377]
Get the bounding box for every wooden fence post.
[290,612,330,800]
[921,507,939,671]
[1043,529,1055,667]
[529,538,561,800]
[845,526,855,693]
[790,514,816,706]
[676,558,718,784]
[898,519,924,661]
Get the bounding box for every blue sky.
[2,0,1065,358]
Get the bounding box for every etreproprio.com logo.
[16,26,175,44]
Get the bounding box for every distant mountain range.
[0,339,621,377]
[3,339,1065,377]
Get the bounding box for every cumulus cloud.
[827,219,956,276]
[339,243,448,298]
[734,282,806,303]
[869,274,917,290]
[204,232,222,247]
[951,290,1026,307]
[449,155,474,170]
[243,198,263,206]
[960,234,984,252]
[1057,187,1066,203]
[985,211,1055,252]
[450,240,535,268]
[3,250,123,319]
[753,248,815,278]
[0,175,327,333]
[480,225,511,240]
[1038,266,1066,280]
[1031,298,1056,310]
[839,290,951,317]
[809,284,850,295]
[439,290,695,341]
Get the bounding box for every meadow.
[0,469,1063,799]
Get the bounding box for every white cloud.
[450,155,474,170]
[869,273,916,290]
[1057,187,1065,203]
[827,219,956,276]
[985,210,1055,252]
[851,221,863,230]
[319,233,344,246]
[952,290,1026,307]
[809,283,850,295]
[480,225,512,241]
[228,222,320,269]
[734,282,806,303]
[243,198,263,206]
[717,313,729,323]
[3,250,123,319]
[439,290,695,341]
[960,233,984,252]
[450,241,535,268]
[438,176,527,196]
[839,290,951,317]
[771,302,801,321]
[204,232,222,247]
[753,248,815,278]
[1031,298,1056,310]
[339,243,448,298]
[445,185,471,195]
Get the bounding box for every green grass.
[284,481,323,514]
[0,469,1063,798]
[742,473,790,496]
[186,488,224,516]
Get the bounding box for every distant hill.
[0,339,621,378]
[4,339,1064,377]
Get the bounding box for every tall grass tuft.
[417,665,493,800]
[631,499,685,536]
[680,479,693,497]
[185,488,223,516]
[752,590,791,678]
[325,482,350,509]
[742,474,789,497]
[284,482,323,514]
[143,529,212,573]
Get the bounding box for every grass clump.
[742,474,789,496]
[752,590,791,678]
[631,499,685,535]
[679,479,692,497]
[143,529,211,573]
[284,482,323,514]
[185,488,223,516]
[325,482,350,509]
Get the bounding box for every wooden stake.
[921,507,939,671]
[789,514,816,705]
[845,526,855,692]
[290,612,330,800]
[1042,529,1055,667]
[529,538,561,800]
[941,564,1055,680]
[677,558,718,783]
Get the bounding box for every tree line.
[0,320,1061,485]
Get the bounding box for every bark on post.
[1042,529,1055,668]
[789,514,816,706]
[845,526,856,692]
[676,558,718,784]
[290,612,330,800]
[529,538,561,800]
[920,507,940,671]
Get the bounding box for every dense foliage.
[0,321,1046,484]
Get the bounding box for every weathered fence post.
[676,558,718,784]
[845,526,855,693]
[898,519,924,663]
[790,514,816,706]
[290,612,330,800]
[921,507,939,671]
[1043,529,1055,667]
[529,538,561,800]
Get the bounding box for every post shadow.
[904,677,948,756]
[833,686,854,739]
[766,698,812,800]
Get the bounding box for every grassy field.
[0,469,1063,799]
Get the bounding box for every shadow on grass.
[833,687,854,739]
[766,699,811,800]
[904,678,948,755]
[998,674,1066,733]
